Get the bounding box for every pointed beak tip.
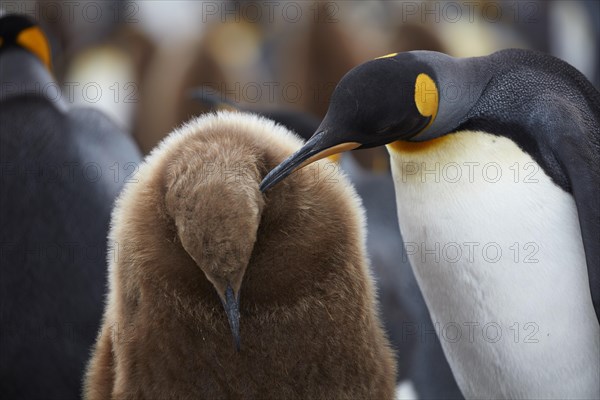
[259,131,330,192]
[259,172,281,192]
[223,284,241,352]
[259,177,272,193]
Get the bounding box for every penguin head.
[260,51,441,191]
[0,14,52,70]
[164,138,265,351]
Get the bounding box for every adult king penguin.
[1,14,141,399]
[260,49,600,398]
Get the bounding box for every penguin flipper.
[556,126,600,322]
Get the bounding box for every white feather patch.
[388,130,600,399]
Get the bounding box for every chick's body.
[85,112,396,399]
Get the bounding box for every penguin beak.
[260,130,360,192]
[221,284,241,352]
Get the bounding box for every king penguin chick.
[260,49,600,398]
[84,111,396,399]
[0,14,141,399]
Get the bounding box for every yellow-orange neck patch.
[387,134,452,154]
[327,153,342,163]
[17,26,51,70]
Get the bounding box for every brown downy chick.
[84,111,396,399]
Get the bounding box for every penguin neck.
[456,48,600,136]
[0,48,66,110]
[450,49,600,192]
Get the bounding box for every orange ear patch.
[414,73,438,120]
[387,73,440,153]
[17,26,51,70]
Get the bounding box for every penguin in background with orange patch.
[0,14,141,399]
[261,50,600,398]
[84,112,396,399]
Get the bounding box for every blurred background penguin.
[0,12,141,399]
[1,1,598,399]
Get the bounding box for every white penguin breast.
[388,131,600,399]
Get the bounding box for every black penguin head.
[260,52,440,191]
[0,14,52,70]
[323,52,439,146]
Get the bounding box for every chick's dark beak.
[222,284,241,351]
[260,130,360,192]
